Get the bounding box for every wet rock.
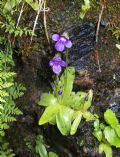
[72,54,96,88]
[20,115,34,125]
[108,102,120,113]
[66,22,96,88]
[68,23,96,64]
[100,87,120,117]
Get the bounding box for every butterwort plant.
[37,32,120,155]
[93,109,120,157]
[38,33,96,135]
[38,67,96,135]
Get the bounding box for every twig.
[41,5,49,12]
[96,50,101,72]
[30,0,50,44]
[12,2,24,45]
[43,0,49,43]
[16,2,25,28]
[96,1,105,43]
[30,0,43,43]
[95,1,105,72]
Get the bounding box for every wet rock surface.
[68,22,96,63]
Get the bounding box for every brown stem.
[96,0,105,43]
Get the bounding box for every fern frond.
[0,49,25,137]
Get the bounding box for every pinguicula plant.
[93,109,120,157]
[38,33,96,135]
[35,135,59,157]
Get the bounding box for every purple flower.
[49,56,66,74]
[52,34,72,52]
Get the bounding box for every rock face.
[9,0,120,157]
[62,22,96,88]
[68,23,96,64]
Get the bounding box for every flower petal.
[53,56,61,62]
[52,34,60,41]
[49,60,54,66]
[60,36,67,43]
[65,40,72,48]
[60,60,66,67]
[53,65,61,74]
[55,41,65,52]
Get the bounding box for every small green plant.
[111,27,120,40]
[38,67,96,135]
[0,137,15,157]
[80,0,91,19]
[35,135,59,157]
[0,48,26,137]
[0,21,34,37]
[93,109,120,157]
[38,33,96,135]
[0,0,37,41]
[116,44,120,50]
[2,0,40,12]
[25,0,40,11]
